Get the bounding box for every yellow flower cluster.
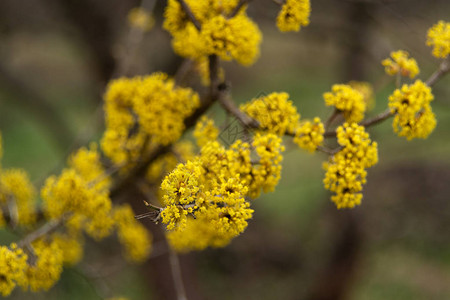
[52,232,84,265]
[0,169,37,226]
[241,92,300,135]
[163,0,262,66]
[293,117,325,152]
[323,123,378,209]
[42,146,114,240]
[101,74,200,168]
[160,135,285,251]
[426,20,450,58]
[113,204,152,262]
[276,0,311,32]
[194,116,219,147]
[382,50,420,78]
[324,84,366,123]
[25,239,64,292]
[128,7,155,32]
[250,133,285,198]
[389,80,436,140]
[0,244,27,296]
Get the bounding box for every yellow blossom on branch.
[0,244,27,296]
[194,115,219,148]
[293,117,325,153]
[324,84,366,123]
[426,20,450,59]
[276,0,311,32]
[241,92,300,135]
[382,50,420,78]
[323,123,378,209]
[389,80,436,140]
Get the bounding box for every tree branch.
[426,58,450,87]
[17,215,68,248]
[229,0,251,18]
[176,0,201,30]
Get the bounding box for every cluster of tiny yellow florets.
[293,117,325,153]
[0,169,37,226]
[249,134,285,198]
[194,116,219,147]
[101,74,200,168]
[160,131,285,252]
[426,20,450,59]
[163,0,262,66]
[42,146,114,240]
[323,123,378,209]
[0,244,27,296]
[324,84,366,123]
[128,7,155,32]
[389,80,436,140]
[382,50,420,78]
[25,239,64,292]
[276,0,311,32]
[241,92,300,135]
[113,204,152,262]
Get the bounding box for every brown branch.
[17,215,68,248]
[168,246,188,300]
[324,108,394,137]
[219,92,260,128]
[426,58,450,87]
[176,0,201,30]
[229,0,251,18]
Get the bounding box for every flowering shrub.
[0,0,449,298]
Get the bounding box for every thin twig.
[229,0,250,18]
[168,245,188,300]
[176,0,201,30]
[426,58,450,87]
[317,145,343,155]
[324,109,341,131]
[219,93,260,128]
[324,108,394,137]
[17,215,68,248]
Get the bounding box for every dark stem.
[176,0,201,30]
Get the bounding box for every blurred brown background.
[1,0,450,299]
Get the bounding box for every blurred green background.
[1,0,450,299]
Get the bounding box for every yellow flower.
[128,7,155,32]
[24,240,64,291]
[389,80,436,140]
[323,123,378,209]
[276,0,311,32]
[52,233,84,266]
[201,14,262,66]
[41,169,114,240]
[382,50,420,78]
[426,20,450,59]
[163,0,262,66]
[0,244,27,296]
[249,133,285,198]
[241,92,300,135]
[113,204,152,262]
[324,84,366,123]
[294,117,324,152]
[194,116,219,147]
[0,169,37,226]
